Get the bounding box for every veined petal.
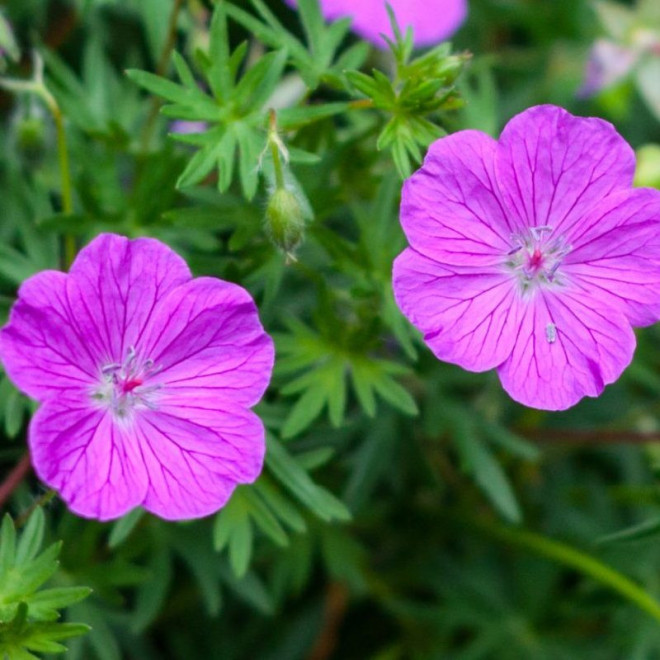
[496,105,635,237]
[0,271,98,401]
[139,277,274,407]
[29,397,148,521]
[497,290,635,410]
[564,189,660,326]
[134,405,265,520]
[401,130,515,267]
[67,234,191,363]
[285,0,466,47]
[393,248,522,372]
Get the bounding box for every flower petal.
[0,271,98,401]
[496,105,635,238]
[29,397,148,520]
[400,130,515,267]
[66,233,191,364]
[564,189,660,326]
[286,0,466,47]
[134,404,265,520]
[393,248,523,372]
[497,290,635,410]
[139,277,274,407]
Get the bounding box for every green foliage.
[0,509,91,658]
[345,8,468,176]
[275,318,417,438]
[226,0,369,89]
[127,1,349,199]
[1,0,660,657]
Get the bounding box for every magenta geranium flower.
[285,0,467,48]
[393,104,660,410]
[0,234,274,520]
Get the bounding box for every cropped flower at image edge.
[393,104,660,410]
[285,0,467,48]
[0,234,274,521]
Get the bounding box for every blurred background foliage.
[1,0,660,658]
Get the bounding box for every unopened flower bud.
[16,116,46,159]
[265,187,306,257]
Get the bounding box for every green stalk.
[485,521,660,624]
[268,109,286,190]
[1,54,76,267]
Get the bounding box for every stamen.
[505,225,571,292]
[92,349,162,418]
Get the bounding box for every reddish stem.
[306,582,350,660]
[522,429,660,445]
[0,452,32,510]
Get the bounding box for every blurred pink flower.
[0,234,274,520]
[393,105,660,410]
[285,0,467,47]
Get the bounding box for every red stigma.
[528,248,544,272]
[121,378,143,393]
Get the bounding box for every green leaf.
[233,50,288,115]
[218,564,274,615]
[107,508,144,549]
[453,429,522,524]
[15,509,45,565]
[131,546,172,632]
[281,380,329,438]
[241,487,289,547]
[0,511,90,656]
[26,588,92,622]
[228,511,253,579]
[254,478,306,534]
[266,436,351,523]
[597,516,660,545]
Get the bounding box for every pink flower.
[285,0,467,48]
[393,105,660,410]
[0,234,274,520]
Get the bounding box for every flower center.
[91,346,162,420]
[505,225,571,293]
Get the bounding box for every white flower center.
[91,346,161,419]
[505,225,571,293]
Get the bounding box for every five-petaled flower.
[0,234,274,520]
[285,0,467,48]
[393,104,660,410]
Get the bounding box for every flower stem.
[0,452,32,511]
[480,519,660,624]
[267,109,287,190]
[1,53,76,267]
[270,136,286,190]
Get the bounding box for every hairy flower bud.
[15,116,47,164]
[265,187,306,257]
